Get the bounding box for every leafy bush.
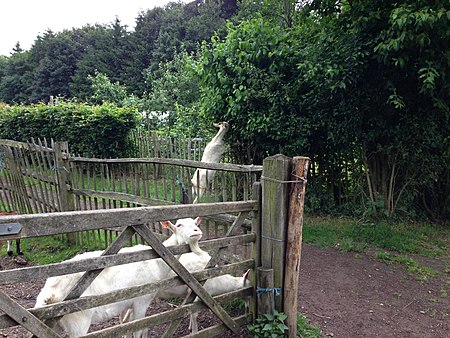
[0,101,137,158]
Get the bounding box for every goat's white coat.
[34,218,202,338]
[191,122,229,203]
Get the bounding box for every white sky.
[0,0,188,56]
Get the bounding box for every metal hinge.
[0,223,22,236]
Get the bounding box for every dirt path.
[1,244,448,337]
[298,244,449,338]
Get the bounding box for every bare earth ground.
[1,243,448,338]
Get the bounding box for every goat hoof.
[17,251,24,256]
[7,251,13,257]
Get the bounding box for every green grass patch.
[303,216,449,257]
[297,313,321,338]
[1,236,88,265]
[374,252,440,282]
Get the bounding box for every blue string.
[50,165,68,171]
[257,287,282,296]
[261,235,285,243]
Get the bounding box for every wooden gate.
[0,201,257,337]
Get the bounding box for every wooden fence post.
[256,267,275,315]
[261,154,291,311]
[54,142,75,243]
[283,156,310,337]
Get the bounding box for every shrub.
[0,101,137,158]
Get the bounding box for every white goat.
[157,270,251,333]
[191,121,229,203]
[34,218,203,338]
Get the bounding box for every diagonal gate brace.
[162,211,251,336]
[0,291,60,338]
[133,224,240,334]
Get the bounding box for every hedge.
[0,101,138,158]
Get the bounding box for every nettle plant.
[248,310,289,337]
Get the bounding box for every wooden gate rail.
[82,289,253,338]
[0,259,254,330]
[0,234,255,285]
[0,201,257,240]
[70,156,263,173]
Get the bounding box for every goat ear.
[194,217,202,225]
[161,220,176,233]
[243,269,250,282]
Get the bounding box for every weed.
[248,311,321,338]
[440,289,448,298]
[373,252,440,282]
[338,238,366,252]
[248,311,288,337]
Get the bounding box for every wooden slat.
[71,157,263,173]
[0,200,257,240]
[185,314,251,338]
[0,292,60,338]
[78,288,252,338]
[0,233,255,286]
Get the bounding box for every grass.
[297,313,321,338]
[373,252,440,282]
[303,216,449,257]
[1,236,95,265]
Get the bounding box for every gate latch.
[0,223,22,236]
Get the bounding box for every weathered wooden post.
[283,156,310,337]
[261,154,291,311]
[54,142,76,243]
[256,267,275,315]
[251,182,262,318]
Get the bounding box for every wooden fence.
[129,129,208,161]
[0,138,310,337]
[0,138,262,247]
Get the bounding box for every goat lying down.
[34,218,203,338]
[157,270,251,333]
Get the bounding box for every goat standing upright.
[191,122,229,203]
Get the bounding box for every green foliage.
[196,18,302,163]
[248,310,288,337]
[144,49,200,113]
[248,311,321,338]
[0,0,448,222]
[0,101,137,158]
[88,71,137,107]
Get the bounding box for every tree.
[0,45,32,103]
[196,19,302,163]
[29,30,84,101]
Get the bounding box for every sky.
[0,0,188,57]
